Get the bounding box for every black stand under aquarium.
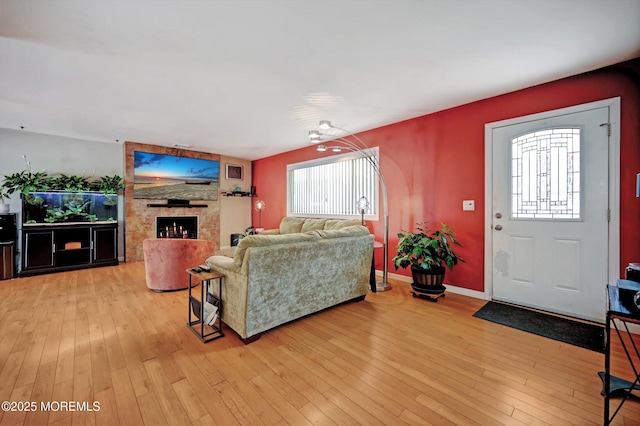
[20,191,119,276]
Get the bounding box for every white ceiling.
[1,0,639,160]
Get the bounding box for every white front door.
[488,103,614,322]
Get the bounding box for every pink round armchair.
[143,238,215,291]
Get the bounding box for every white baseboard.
[612,319,640,336]
[381,271,488,300]
[379,270,638,334]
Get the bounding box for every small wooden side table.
[186,269,225,343]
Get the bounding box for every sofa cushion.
[300,218,327,232]
[278,216,364,234]
[279,217,306,234]
[313,225,371,239]
[234,232,320,267]
[323,219,362,230]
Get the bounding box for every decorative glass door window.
[511,128,581,219]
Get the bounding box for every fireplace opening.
[156,216,198,239]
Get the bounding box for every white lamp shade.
[357,196,370,211]
[319,120,332,129]
[308,130,321,141]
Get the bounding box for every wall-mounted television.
[133,151,219,200]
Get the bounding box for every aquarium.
[22,191,119,225]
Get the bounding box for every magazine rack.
[187,269,225,343]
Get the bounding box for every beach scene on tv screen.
[133,151,219,200]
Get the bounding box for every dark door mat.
[473,301,605,353]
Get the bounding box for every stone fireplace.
[124,141,220,262]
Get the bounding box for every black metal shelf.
[223,192,256,197]
[600,279,640,425]
[187,270,225,343]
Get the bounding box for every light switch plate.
[463,200,475,211]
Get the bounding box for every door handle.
[494,225,503,231]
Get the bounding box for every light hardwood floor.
[0,261,638,425]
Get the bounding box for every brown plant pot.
[411,265,446,289]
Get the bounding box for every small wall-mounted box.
[463,200,475,211]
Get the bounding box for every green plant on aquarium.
[2,170,51,196]
[2,156,124,196]
[3,157,122,223]
[1,155,51,196]
[98,175,125,195]
[49,174,90,192]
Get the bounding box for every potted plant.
[393,222,463,294]
[49,174,90,192]
[97,175,124,195]
[1,170,51,196]
[0,187,11,213]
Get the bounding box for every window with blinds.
[287,149,379,219]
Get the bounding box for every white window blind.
[287,149,379,219]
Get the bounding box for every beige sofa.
[205,217,374,343]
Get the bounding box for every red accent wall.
[252,59,640,292]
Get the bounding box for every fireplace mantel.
[146,203,207,208]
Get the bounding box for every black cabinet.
[21,223,118,276]
[93,226,117,263]
[0,213,18,280]
[24,230,54,270]
[0,213,17,242]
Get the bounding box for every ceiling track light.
[316,144,327,152]
[173,143,192,148]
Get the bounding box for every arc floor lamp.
[309,120,391,292]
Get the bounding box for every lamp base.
[375,280,392,292]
